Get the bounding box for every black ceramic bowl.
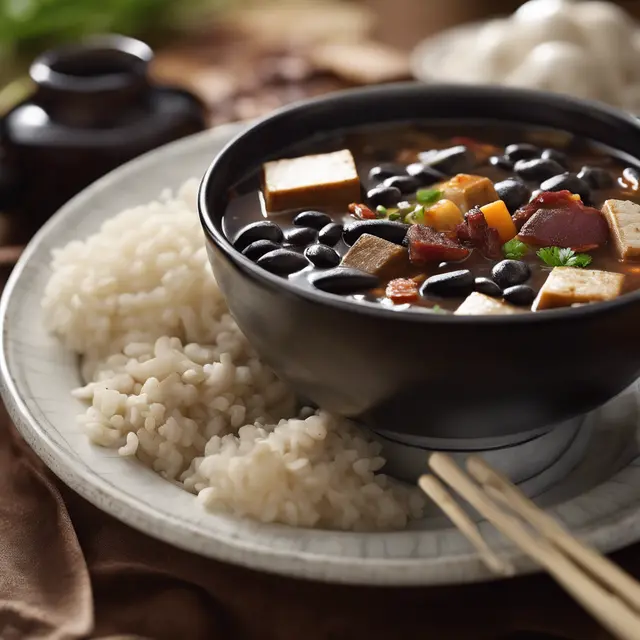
[199,83,640,446]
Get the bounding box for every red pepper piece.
[348,202,376,220]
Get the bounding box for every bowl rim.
[199,82,640,325]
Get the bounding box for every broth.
[223,121,640,315]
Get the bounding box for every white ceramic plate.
[2,125,640,586]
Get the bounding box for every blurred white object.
[503,41,619,102]
[411,0,640,111]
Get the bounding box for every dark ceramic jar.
[0,35,206,231]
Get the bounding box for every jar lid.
[30,34,152,96]
[30,35,153,127]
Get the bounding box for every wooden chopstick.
[417,474,514,577]
[420,453,640,640]
[465,455,640,612]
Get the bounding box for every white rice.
[42,179,425,530]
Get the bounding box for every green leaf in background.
[0,0,229,56]
[0,76,32,116]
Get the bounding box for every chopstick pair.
[419,453,640,640]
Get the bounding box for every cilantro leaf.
[416,188,443,206]
[536,247,564,266]
[536,246,592,268]
[558,248,575,264]
[502,238,528,260]
[566,253,593,268]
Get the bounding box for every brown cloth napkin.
[0,402,635,640]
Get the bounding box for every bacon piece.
[386,278,419,303]
[513,190,583,229]
[484,227,503,259]
[455,207,503,259]
[515,191,609,251]
[406,225,470,265]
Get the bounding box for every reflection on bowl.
[199,83,640,444]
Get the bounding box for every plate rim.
[1,125,640,586]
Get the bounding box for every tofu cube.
[601,199,640,261]
[532,267,625,311]
[263,149,360,212]
[455,292,524,315]
[341,233,409,280]
[436,174,499,214]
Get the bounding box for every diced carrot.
[386,278,419,303]
[480,199,517,243]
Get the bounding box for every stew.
[223,122,640,315]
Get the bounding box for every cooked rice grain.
[44,180,425,530]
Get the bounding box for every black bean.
[257,249,308,275]
[494,179,531,213]
[514,158,565,182]
[310,267,379,294]
[317,222,343,246]
[503,284,536,306]
[405,162,446,186]
[505,143,539,162]
[242,239,281,261]
[420,270,474,298]
[539,173,591,204]
[488,155,513,171]
[383,175,420,194]
[343,219,409,246]
[368,163,407,183]
[540,148,569,168]
[418,145,474,175]
[491,260,531,289]
[304,244,340,268]
[285,226,317,246]
[623,167,640,186]
[474,277,503,297]
[366,185,402,208]
[293,210,332,230]
[233,221,284,251]
[577,165,614,190]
